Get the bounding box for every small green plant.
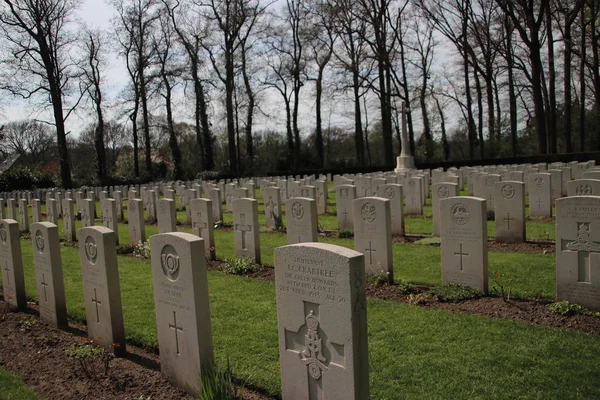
[132,240,151,259]
[37,333,60,348]
[407,293,428,305]
[272,211,284,232]
[18,319,37,332]
[365,267,392,286]
[65,338,116,379]
[199,361,243,400]
[548,301,600,317]
[414,237,441,246]
[218,258,260,275]
[491,271,512,302]
[337,229,353,239]
[396,280,415,295]
[214,220,223,229]
[429,284,483,302]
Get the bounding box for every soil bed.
[0,300,273,400]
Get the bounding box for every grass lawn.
[2,184,580,398]
[3,239,598,399]
[0,366,38,400]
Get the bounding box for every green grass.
[5,242,600,398]
[1,186,577,398]
[0,367,38,400]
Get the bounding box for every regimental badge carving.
[450,203,470,225]
[567,223,600,252]
[384,186,395,199]
[85,236,98,264]
[361,202,376,223]
[485,176,495,186]
[161,245,180,282]
[534,177,544,186]
[35,230,44,253]
[340,188,349,199]
[301,311,328,380]
[576,184,592,195]
[292,202,304,220]
[501,184,515,199]
[409,180,416,188]
[438,186,450,199]
[0,223,6,244]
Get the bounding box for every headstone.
[128,199,146,244]
[114,191,124,222]
[146,189,157,223]
[62,198,76,241]
[567,179,600,197]
[286,198,318,244]
[440,196,488,293]
[405,177,423,216]
[7,198,16,220]
[314,180,328,215]
[274,243,369,400]
[494,181,526,243]
[377,184,404,236]
[432,183,459,237]
[32,199,42,223]
[31,222,67,328]
[47,198,57,225]
[263,186,282,229]
[190,199,216,261]
[78,226,126,355]
[556,196,600,311]
[336,185,356,232]
[353,197,393,281]
[207,188,223,222]
[547,169,563,203]
[481,174,501,218]
[150,232,214,394]
[0,219,26,309]
[18,198,29,232]
[233,198,260,263]
[234,187,249,199]
[529,173,552,218]
[157,199,177,234]
[298,185,317,200]
[101,198,119,245]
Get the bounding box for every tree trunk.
[164,77,182,180]
[139,69,152,179]
[546,8,557,154]
[505,16,518,157]
[473,62,485,159]
[225,46,238,176]
[564,22,573,153]
[353,69,365,167]
[315,65,325,168]
[241,48,254,168]
[580,3,587,152]
[419,71,433,160]
[190,62,207,171]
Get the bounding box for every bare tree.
[154,6,183,179]
[0,0,83,187]
[80,28,108,185]
[163,0,213,171]
[112,0,160,179]
[0,120,54,163]
[198,0,265,175]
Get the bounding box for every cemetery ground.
[2,185,600,399]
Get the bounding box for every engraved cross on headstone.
[169,310,184,355]
[4,260,10,286]
[454,244,469,271]
[40,273,49,302]
[561,222,600,283]
[342,209,349,222]
[284,302,346,400]
[536,198,543,211]
[235,213,252,250]
[364,241,376,265]
[504,213,514,230]
[92,288,102,323]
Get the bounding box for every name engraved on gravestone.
[274,243,369,400]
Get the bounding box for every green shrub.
[429,284,483,302]
[65,338,116,379]
[197,170,221,181]
[0,166,55,191]
[414,237,441,246]
[272,212,284,232]
[365,268,392,286]
[132,240,151,259]
[337,229,353,238]
[218,258,260,275]
[548,301,600,317]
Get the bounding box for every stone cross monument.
[394,102,416,172]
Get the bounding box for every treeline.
[0,0,599,188]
